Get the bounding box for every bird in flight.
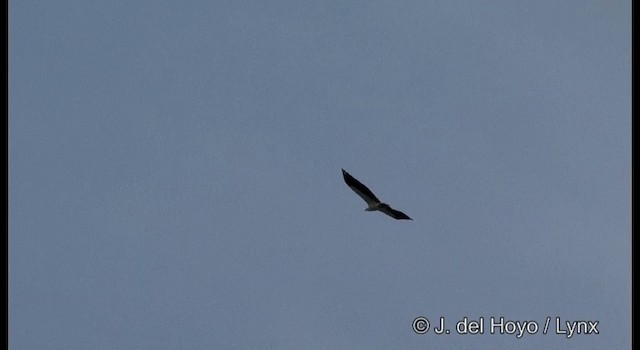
[342,168,412,220]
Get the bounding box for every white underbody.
[365,202,385,211]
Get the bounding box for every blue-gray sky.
[10,1,630,349]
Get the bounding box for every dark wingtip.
[397,213,413,220]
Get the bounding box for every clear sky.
[10,1,630,349]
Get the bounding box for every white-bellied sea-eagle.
[342,168,412,220]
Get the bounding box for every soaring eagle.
[342,169,412,220]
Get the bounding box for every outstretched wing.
[378,204,412,220]
[342,169,380,206]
